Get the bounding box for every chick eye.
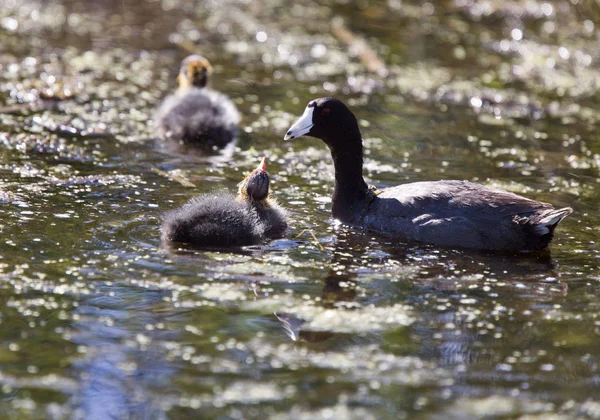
[321,108,330,116]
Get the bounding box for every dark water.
[1,0,599,418]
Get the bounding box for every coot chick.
[154,55,240,149]
[284,98,572,251]
[161,157,288,247]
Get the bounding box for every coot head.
[239,157,269,202]
[177,55,213,89]
[283,97,359,146]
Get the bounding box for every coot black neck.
[324,128,370,223]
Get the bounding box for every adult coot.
[154,55,240,149]
[161,157,288,247]
[284,97,572,251]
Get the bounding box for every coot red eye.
[322,108,330,116]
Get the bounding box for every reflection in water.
[155,134,238,169]
[70,288,175,418]
[273,226,562,349]
[275,227,568,396]
[275,269,356,343]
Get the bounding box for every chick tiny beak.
[284,105,314,140]
[177,72,188,90]
[256,157,267,172]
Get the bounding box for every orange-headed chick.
[161,158,288,247]
[154,55,240,150]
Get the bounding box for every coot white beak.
[256,156,267,172]
[284,105,314,140]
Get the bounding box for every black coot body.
[161,158,288,247]
[154,55,240,149]
[284,97,572,251]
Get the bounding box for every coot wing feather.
[375,180,550,220]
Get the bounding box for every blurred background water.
[0,0,599,418]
